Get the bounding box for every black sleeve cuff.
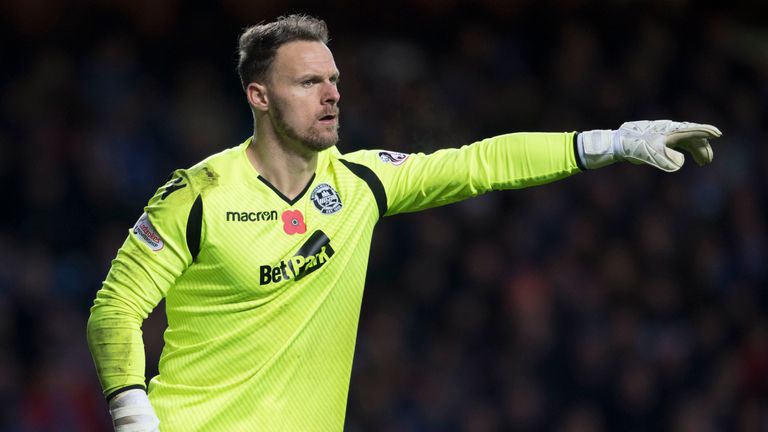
[573,132,586,171]
[106,384,147,403]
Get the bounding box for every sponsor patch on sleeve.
[378,151,409,166]
[133,212,164,251]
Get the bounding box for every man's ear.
[246,82,269,112]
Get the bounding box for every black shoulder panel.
[186,194,203,261]
[339,159,387,219]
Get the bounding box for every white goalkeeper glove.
[109,389,160,432]
[578,120,722,172]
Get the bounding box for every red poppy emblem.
[281,210,306,235]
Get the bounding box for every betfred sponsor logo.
[226,210,278,222]
[259,230,335,285]
[133,213,164,251]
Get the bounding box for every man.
[87,14,721,431]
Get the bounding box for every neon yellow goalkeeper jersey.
[88,132,581,431]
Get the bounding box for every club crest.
[311,183,342,215]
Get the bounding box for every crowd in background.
[1,1,766,430]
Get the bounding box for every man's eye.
[301,80,314,88]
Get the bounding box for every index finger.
[674,122,722,138]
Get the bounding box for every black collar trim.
[257,173,316,205]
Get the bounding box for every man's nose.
[322,81,340,105]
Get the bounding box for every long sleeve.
[341,132,582,216]
[87,168,204,399]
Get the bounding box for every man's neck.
[246,131,318,201]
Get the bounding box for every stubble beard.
[270,100,339,153]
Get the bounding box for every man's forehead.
[273,41,338,76]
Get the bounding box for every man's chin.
[303,132,338,151]
[299,140,334,152]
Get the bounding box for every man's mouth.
[318,111,338,122]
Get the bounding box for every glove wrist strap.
[108,389,160,432]
[578,129,621,169]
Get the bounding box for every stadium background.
[1,1,766,430]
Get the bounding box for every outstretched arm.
[342,120,721,217]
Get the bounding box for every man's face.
[266,41,340,152]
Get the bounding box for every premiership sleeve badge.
[132,213,165,251]
[378,151,409,166]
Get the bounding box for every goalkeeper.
[86,14,721,432]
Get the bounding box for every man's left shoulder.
[334,147,410,169]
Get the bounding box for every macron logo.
[226,211,278,222]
